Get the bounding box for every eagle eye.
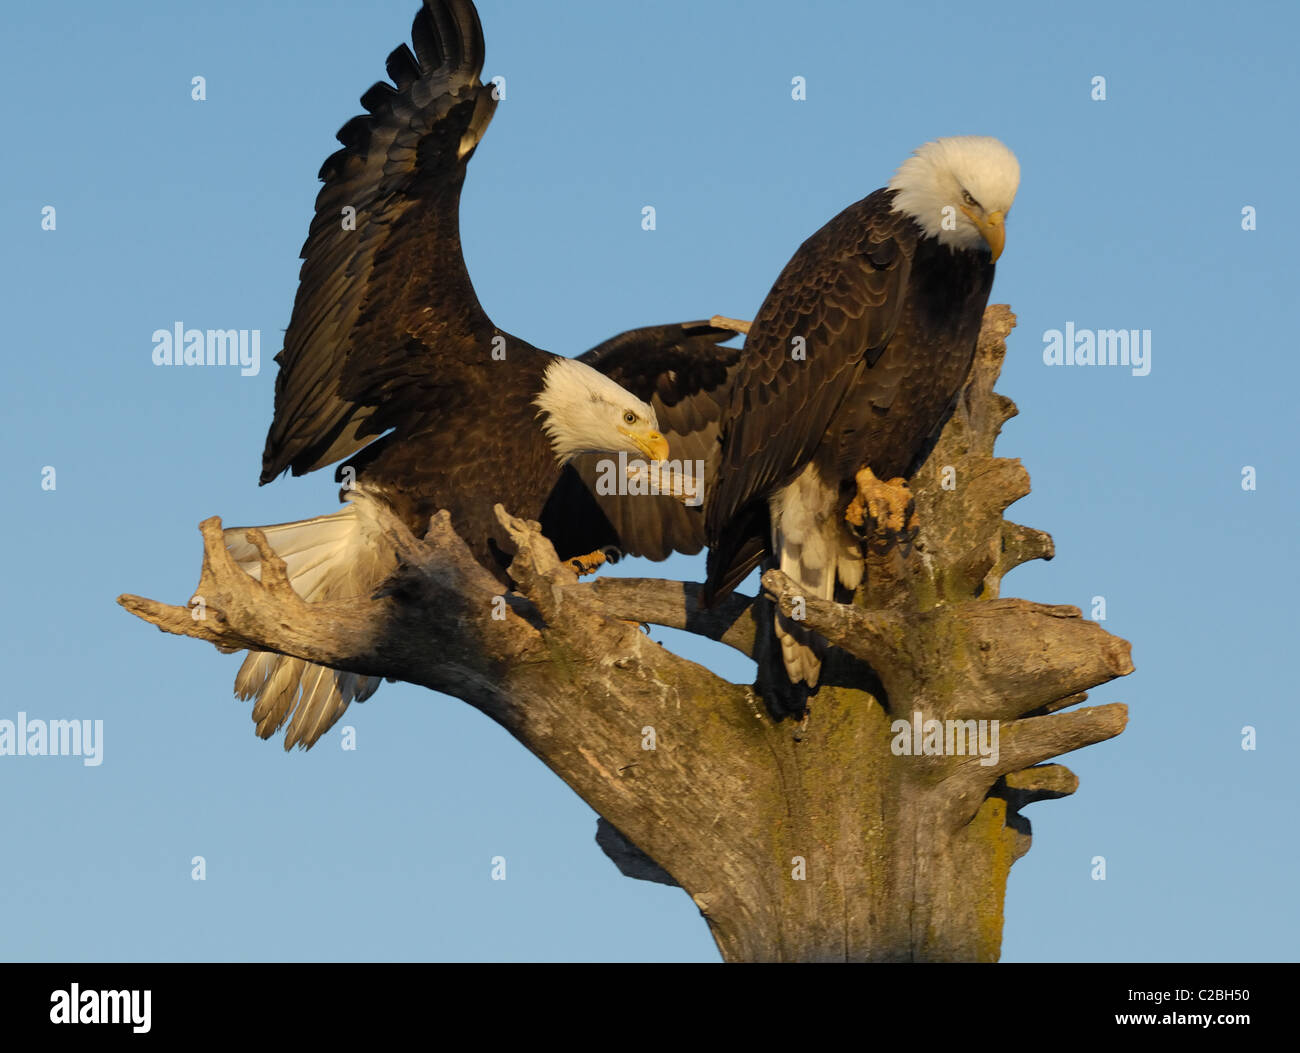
[961,189,978,209]
[623,410,638,425]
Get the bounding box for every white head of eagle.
[887,136,1020,260]
[534,356,670,464]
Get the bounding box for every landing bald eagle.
[228,0,738,748]
[702,136,1020,710]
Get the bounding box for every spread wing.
[539,321,742,562]
[260,0,501,484]
[705,190,917,548]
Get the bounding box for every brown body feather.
[704,187,996,605]
[231,1,741,747]
[702,188,996,712]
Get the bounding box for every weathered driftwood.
[119,305,1131,962]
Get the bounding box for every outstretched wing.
[540,321,742,562]
[704,190,917,565]
[260,0,501,484]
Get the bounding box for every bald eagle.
[228,0,738,748]
[702,136,1020,710]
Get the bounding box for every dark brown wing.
[539,321,742,562]
[260,0,500,484]
[705,189,917,541]
[702,188,919,600]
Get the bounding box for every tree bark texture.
[119,305,1131,962]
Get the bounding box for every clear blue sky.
[2,0,1296,962]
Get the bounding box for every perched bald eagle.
[702,136,1020,710]
[228,0,738,749]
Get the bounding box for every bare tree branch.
[585,577,761,658]
[118,304,1132,962]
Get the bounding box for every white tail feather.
[770,466,847,688]
[226,498,394,750]
[774,539,832,688]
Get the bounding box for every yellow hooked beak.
[621,428,670,462]
[962,207,1006,261]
